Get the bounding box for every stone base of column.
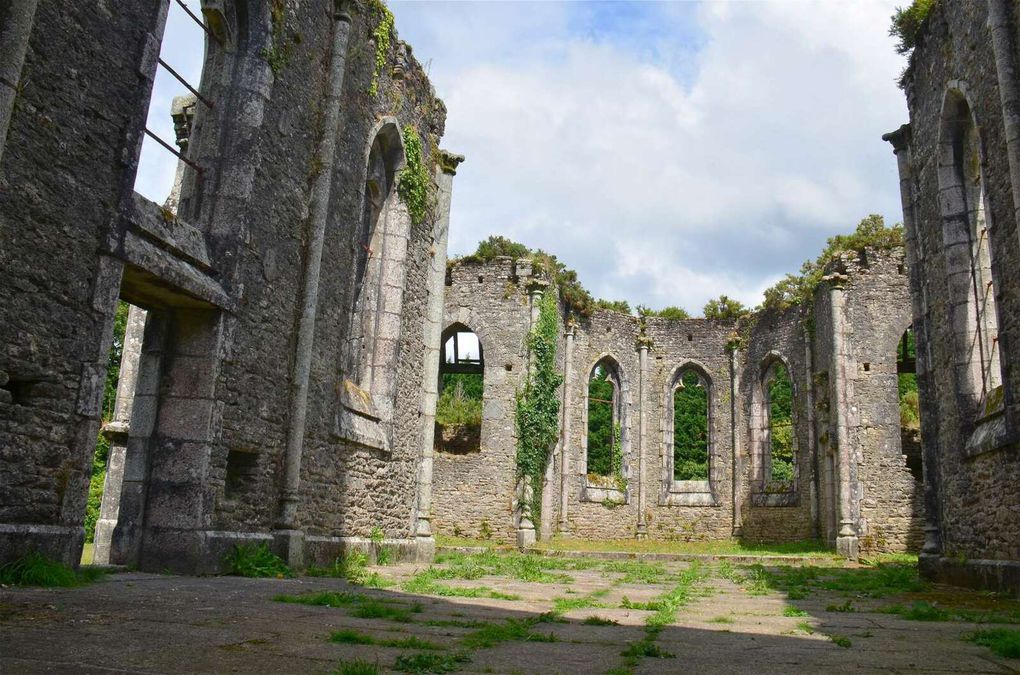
[517,523,536,550]
[635,524,648,540]
[0,523,83,568]
[92,518,118,565]
[272,528,305,570]
[836,535,859,561]
[414,535,436,563]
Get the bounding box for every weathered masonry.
[0,0,462,573]
[432,251,923,556]
[885,0,1020,592]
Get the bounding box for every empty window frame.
[671,369,709,482]
[938,87,1002,415]
[764,360,795,483]
[586,359,623,481]
[436,325,483,454]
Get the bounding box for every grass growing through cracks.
[879,600,1020,624]
[331,658,380,675]
[964,628,1020,659]
[330,629,443,650]
[393,651,471,674]
[0,552,105,587]
[273,591,421,622]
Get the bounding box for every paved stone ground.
[1,555,1018,674]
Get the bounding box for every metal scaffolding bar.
[144,127,202,173]
[158,58,213,109]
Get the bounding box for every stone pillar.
[109,312,167,566]
[988,0,1020,256]
[828,275,859,561]
[558,322,576,534]
[635,336,651,539]
[0,0,39,165]
[276,4,353,567]
[804,325,820,538]
[884,125,942,560]
[517,280,548,550]
[163,95,197,214]
[93,305,147,565]
[728,341,743,537]
[415,149,463,558]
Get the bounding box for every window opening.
[765,361,794,482]
[672,369,708,481]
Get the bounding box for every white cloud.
[393,0,909,313]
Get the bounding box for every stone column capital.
[636,335,653,352]
[439,149,465,175]
[526,278,550,297]
[882,124,911,154]
[823,272,849,290]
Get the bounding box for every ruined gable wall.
[737,305,816,543]
[431,258,533,542]
[837,249,921,553]
[901,0,1020,575]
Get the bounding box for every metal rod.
[158,58,213,109]
[174,0,222,46]
[144,128,202,173]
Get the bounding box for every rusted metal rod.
[144,127,202,173]
[158,58,213,109]
[174,0,222,46]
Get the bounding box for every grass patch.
[783,606,809,617]
[273,591,366,607]
[402,568,520,600]
[582,616,619,626]
[330,630,444,650]
[830,634,852,648]
[599,559,671,585]
[0,552,105,587]
[224,543,292,579]
[748,561,925,599]
[351,599,421,623]
[708,616,735,624]
[553,595,605,613]
[433,550,579,583]
[461,617,558,649]
[826,600,856,613]
[621,627,674,667]
[331,658,380,675]
[393,651,471,674]
[964,628,1020,659]
[646,563,708,627]
[535,537,836,558]
[274,591,420,623]
[306,551,393,588]
[796,621,814,634]
[880,600,1020,624]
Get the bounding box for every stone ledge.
[920,553,1020,596]
[964,411,1018,459]
[305,535,433,567]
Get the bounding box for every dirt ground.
[2,552,1018,674]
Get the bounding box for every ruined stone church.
[0,0,1017,593]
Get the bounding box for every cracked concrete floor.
[1,557,1018,674]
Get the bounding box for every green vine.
[397,125,433,226]
[515,291,563,521]
[261,0,291,76]
[368,1,395,97]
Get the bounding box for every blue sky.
[138,0,909,314]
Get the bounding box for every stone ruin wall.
[432,249,923,553]
[889,0,1020,590]
[0,0,454,572]
[431,258,533,542]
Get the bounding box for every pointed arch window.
[336,122,412,450]
[938,87,1002,418]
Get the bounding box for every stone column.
[0,0,39,165]
[92,305,146,565]
[276,4,353,566]
[415,150,463,558]
[728,341,743,537]
[828,274,859,560]
[884,125,942,560]
[635,336,651,539]
[803,325,820,538]
[517,280,548,549]
[988,0,1020,255]
[558,322,576,533]
[163,95,196,214]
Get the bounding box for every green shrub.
[890,0,937,55]
[331,659,380,675]
[0,552,104,587]
[965,628,1020,658]
[224,543,292,578]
